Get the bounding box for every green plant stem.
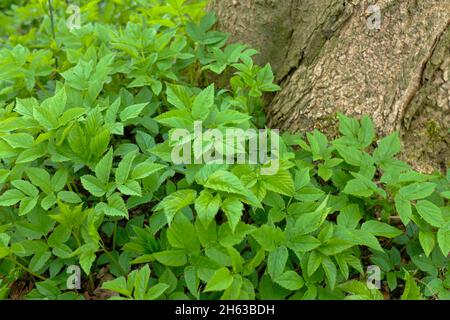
[47,0,58,70]
[112,220,118,251]
[7,258,47,281]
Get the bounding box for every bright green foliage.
[0,0,449,301]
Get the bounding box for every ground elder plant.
[0,0,449,300]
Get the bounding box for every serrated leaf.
[204,267,233,292]
[361,221,403,238]
[25,167,52,194]
[261,168,295,196]
[415,200,444,228]
[81,175,106,197]
[153,250,187,267]
[399,182,436,201]
[437,222,450,256]
[418,231,435,257]
[105,193,128,218]
[19,197,38,216]
[401,272,423,300]
[274,271,304,291]
[118,180,142,196]
[205,170,260,207]
[11,180,39,197]
[29,251,51,272]
[321,256,337,290]
[95,148,113,185]
[155,189,197,225]
[146,283,169,300]
[192,84,214,120]
[395,194,412,225]
[102,277,130,297]
[267,246,288,279]
[2,133,34,149]
[0,189,25,206]
[120,103,148,121]
[131,162,166,180]
[57,191,82,204]
[116,151,137,185]
[221,196,243,233]
[373,132,401,164]
[195,190,221,227]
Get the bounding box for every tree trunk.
[208,0,450,172]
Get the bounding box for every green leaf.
[373,132,401,164]
[16,146,46,164]
[395,194,412,225]
[29,251,51,272]
[133,265,150,299]
[184,266,199,298]
[146,283,169,300]
[102,277,131,297]
[166,84,190,110]
[195,190,221,227]
[35,280,60,299]
[11,180,39,197]
[52,168,68,192]
[19,197,38,216]
[131,162,166,180]
[117,180,142,196]
[81,175,106,197]
[192,84,214,120]
[337,204,361,229]
[361,221,403,238]
[204,267,233,292]
[104,193,128,218]
[415,200,444,228]
[221,196,243,233]
[339,280,383,300]
[25,168,52,194]
[418,231,435,257]
[343,178,376,198]
[155,189,197,225]
[286,235,321,252]
[399,182,436,201]
[154,109,193,130]
[2,133,34,149]
[205,170,260,207]
[250,225,285,252]
[401,272,423,300]
[338,113,359,138]
[267,246,288,279]
[95,148,113,185]
[274,271,304,291]
[294,197,330,235]
[205,170,246,195]
[41,193,57,210]
[358,115,375,147]
[321,256,337,290]
[307,251,322,276]
[437,222,450,256]
[79,243,97,275]
[0,189,25,206]
[57,191,82,204]
[116,151,137,185]
[153,250,187,267]
[261,168,295,196]
[334,145,364,166]
[120,103,148,121]
[167,214,200,253]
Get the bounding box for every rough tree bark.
[208,0,450,172]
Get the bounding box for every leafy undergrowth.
[0,0,449,300]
